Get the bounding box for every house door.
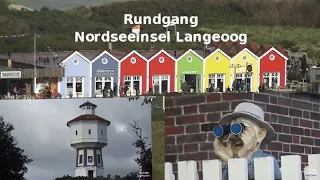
[124,76,142,96]
[95,76,114,97]
[208,74,225,92]
[152,75,170,94]
[235,73,252,92]
[263,72,280,89]
[88,170,94,178]
[66,77,84,98]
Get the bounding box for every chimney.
[108,43,112,51]
[8,52,12,68]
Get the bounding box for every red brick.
[206,112,221,122]
[266,104,282,114]
[283,126,289,133]
[165,117,175,126]
[165,97,175,107]
[301,137,314,145]
[165,136,175,145]
[310,112,320,120]
[199,102,229,113]
[283,144,290,152]
[176,133,207,144]
[201,123,217,132]
[315,139,320,146]
[270,114,278,123]
[270,96,278,104]
[165,107,182,116]
[278,97,292,106]
[312,129,320,137]
[208,152,219,159]
[175,94,206,106]
[313,104,320,112]
[312,147,320,154]
[303,111,310,119]
[178,152,208,161]
[292,100,313,110]
[222,93,252,101]
[291,145,304,153]
[289,108,302,117]
[200,143,213,151]
[165,155,177,162]
[270,123,282,133]
[300,119,313,128]
[291,127,304,135]
[185,124,200,133]
[301,155,308,163]
[176,114,205,125]
[293,118,299,126]
[293,135,300,143]
[264,113,271,122]
[314,121,320,129]
[267,142,282,151]
[184,105,198,114]
[254,93,270,103]
[165,145,183,154]
[206,93,221,102]
[165,126,184,135]
[184,143,199,153]
[305,146,312,154]
[278,134,292,143]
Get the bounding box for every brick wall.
[164,92,320,179]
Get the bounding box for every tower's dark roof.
[79,101,97,108]
[67,114,110,126]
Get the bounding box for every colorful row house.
[57,47,288,97]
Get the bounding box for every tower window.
[79,155,83,164]
[75,131,77,135]
[97,154,101,163]
[101,130,103,135]
[88,129,91,134]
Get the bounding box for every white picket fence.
[165,154,320,180]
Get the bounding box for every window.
[73,59,79,65]
[67,77,84,97]
[67,78,73,95]
[269,54,275,61]
[215,56,220,61]
[130,57,136,64]
[187,56,192,62]
[75,77,83,93]
[159,57,165,63]
[97,154,101,163]
[208,74,225,92]
[95,76,113,96]
[87,106,91,109]
[101,130,103,135]
[75,130,77,135]
[243,56,247,60]
[88,129,91,134]
[123,76,142,96]
[263,72,279,88]
[79,155,83,164]
[102,58,108,64]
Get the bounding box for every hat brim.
[219,112,276,144]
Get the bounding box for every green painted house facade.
[176,49,204,92]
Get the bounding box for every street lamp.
[229,64,242,81]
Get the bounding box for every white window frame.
[95,76,114,97]
[208,73,225,91]
[124,76,142,96]
[152,75,170,93]
[263,72,280,88]
[66,76,84,98]
[235,73,253,91]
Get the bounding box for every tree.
[130,121,152,179]
[0,116,32,180]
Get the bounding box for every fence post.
[281,155,302,180]
[228,158,248,180]
[254,157,274,180]
[177,161,198,180]
[165,162,175,180]
[202,160,222,180]
[307,154,320,180]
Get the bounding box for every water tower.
[67,101,111,178]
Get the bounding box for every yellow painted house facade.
[204,49,231,92]
[231,48,260,92]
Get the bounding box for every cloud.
[0,98,151,180]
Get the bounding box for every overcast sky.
[0,98,151,180]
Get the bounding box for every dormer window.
[88,129,91,134]
[75,130,78,135]
[87,106,91,109]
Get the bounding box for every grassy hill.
[0,0,320,61]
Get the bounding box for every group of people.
[93,83,140,98]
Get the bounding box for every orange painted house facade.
[259,47,288,88]
[148,49,176,93]
[119,50,148,95]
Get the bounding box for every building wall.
[91,53,119,96]
[204,50,231,91]
[59,53,91,97]
[164,93,320,179]
[149,52,176,92]
[176,51,203,92]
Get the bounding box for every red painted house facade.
[148,49,176,93]
[259,47,288,88]
[119,50,147,95]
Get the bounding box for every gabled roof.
[232,48,259,60]
[148,49,176,61]
[119,50,148,62]
[176,49,204,61]
[259,47,289,60]
[79,101,97,108]
[60,51,91,64]
[204,48,231,61]
[91,50,120,63]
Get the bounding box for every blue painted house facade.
[90,51,119,97]
[58,51,91,98]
